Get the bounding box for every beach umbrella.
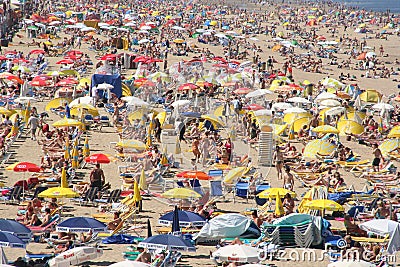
[69,96,94,107]
[161,188,201,199]
[274,193,284,217]
[48,246,103,267]
[271,102,293,111]
[233,87,251,95]
[56,217,107,233]
[283,107,307,114]
[60,167,67,188]
[327,260,375,267]
[171,100,191,108]
[312,125,339,134]
[212,244,260,263]
[55,78,78,87]
[379,139,400,155]
[371,103,394,111]
[121,96,149,106]
[283,113,311,124]
[82,137,90,157]
[178,83,198,91]
[38,187,78,198]
[53,118,83,127]
[175,136,181,155]
[303,139,336,158]
[325,107,346,116]
[292,117,311,132]
[138,234,196,252]
[159,210,206,227]
[388,126,400,138]
[96,82,114,90]
[0,220,32,242]
[319,99,341,107]
[85,154,110,164]
[223,167,247,184]
[0,232,25,248]
[133,180,142,203]
[258,188,296,199]
[359,89,381,103]
[337,120,364,136]
[321,78,343,89]
[45,98,71,111]
[0,107,13,116]
[176,171,211,181]
[287,97,311,104]
[359,219,399,237]
[305,199,344,212]
[245,89,271,98]
[116,140,146,151]
[315,92,339,102]
[6,162,40,172]
[201,114,226,127]
[109,262,151,267]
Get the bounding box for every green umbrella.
[27,26,38,30]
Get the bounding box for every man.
[89,163,105,190]
[372,144,384,172]
[283,165,294,192]
[27,114,39,141]
[136,246,151,263]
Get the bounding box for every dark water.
[331,0,400,13]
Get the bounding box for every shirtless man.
[283,165,294,192]
[372,144,384,172]
[136,246,151,263]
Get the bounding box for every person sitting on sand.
[136,246,151,263]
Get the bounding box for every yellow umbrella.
[139,169,147,190]
[274,193,284,217]
[253,115,271,126]
[210,20,217,26]
[128,108,150,122]
[116,140,147,150]
[359,89,381,103]
[61,167,67,188]
[292,117,311,132]
[214,105,234,117]
[337,120,364,136]
[271,124,288,135]
[59,69,80,78]
[82,137,90,157]
[303,80,311,85]
[283,113,311,124]
[133,180,142,202]
[38,187,79,198]
[201,114,226,127]
[305,199,344,211]
[388,126,400,138]
[379,138,400,155]
[155,111,167,125]
[312,125,339,134]
[53,118,83,127]
[303,139,336,158]
[339,111,366,123]
[161,188,201,199]
[78,78,91,88]
[45,98,71,112]
[173,38,185,44]
[257,188,296,199]
[0,107,14,116]
[223,167,248,184]
[70,105,99,117]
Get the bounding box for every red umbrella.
[100,54,117,61]
[244,103,264,111]
[30,79,51,87]
[66,50,83,58]
[0,56,7,61]
[32,75,52,81]
[55,78,78,86]
[233,87,251,95]
[176,171,212,180]
[30,49,45,55]
[0,74,24,84]
[85,153,111,164]
[212,57,227,63]
[145,58,162,64]
[64,55,79,61]
[56,59,74,65]
[178,83,198,91]
[134,78,149,87]
[268,74,276,79]
[10,162,41,172]
[12,58,29,64]
[133,56,151,63]
[212,63,228,68]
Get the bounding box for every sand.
[0,0,400,266]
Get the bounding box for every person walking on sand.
[372,144,384,172]
[27,114,39,141]
[273,146,284,180]
[89,163,105,190]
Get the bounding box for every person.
[372,144,384,172]
[89,163,105,190]
[273,146,284,180]
[54,240,74,254]
[283,165,294,191]
[343,215,367,237]
[154,117,162,143]
[251,210,263,228]
[283,193,295,215]
[107,212,122,230]
[27,114,39,141]
[373,201,390,219]
[192,137,201,162]
[136,246,152,263]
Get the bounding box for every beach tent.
[91,74,122,98]
[194,213,260,243]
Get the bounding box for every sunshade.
[312,125,339,134]
[359,219,399,236]
[283,107,307,114]
[6,162,40,172]
[0,219,32,242]
[56,217,107,233]
[176,171,211,180]
[379,139,400,155]
[292,117,311,132]
[324,106,346,116]
[337,120,364,135]
[201,114,225,127]
[371,103,394,111]
[245,89,271,98]
[315,92,339,102]
[121,96,149,106]
[271,124,288,135]
[388,125,400,138]
[38,187,79,198]
[287,96,311,104]
[161,188,201,199]
[271,102,293,110]
[53,118,83,127]
[359,89,381,103]
[0,232,26,248]
[159,210,206,227]
[257,188,296,199]
[303,139,336,158]
[283,113,311,124]
[214,105,234,117]
[223,167,247,184]
[305,199,344,211]
[139,234,196,252]
[116,140,146,150]
[69,96,94,107]
[85,153,111,164]
[212,245,260,263]
[0,107,14,116]
[319,99,341,107]
[171,100,190,108]
[321,77,343,89]
[45,98,71,111]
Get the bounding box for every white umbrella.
[49,21,61,26]
[245,89,272,98]
[325,106,346,116]
[283,107,308,114]
[96,83,114,90]
[321,77,344,88]
[287,97,311,104]
[109,262,151,267]
[327,260,376,267]
[14,97,37,104]
[140,25,152,30]
[80,27,96,32]
[117,27,129,32]
[320,99,341,107]
[48,247,103,267]
[372,103,394,111]
[212,245,260,263]
[69,96,94,107]
[124,22,137,27]
[366,52,376,58]
[171,100,191,108]
[122,96,149,106]
[253,109,273,116]
[196,29,206,33]
[138,39,150,44]
[359,219,400,236]
[137,30,149,34]
[215,33,227,38]
[271,102,293,111]
[315,92,339,102]
[172,26,186,31]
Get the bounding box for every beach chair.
[72,187,99,206]
[189,179,203,196]
[234,182,250,203]
[255,183,271,206]
[1,186,23,204]
[100,116,110,127]
[95,189,121,205]
[84,114,94,124]
[209,180,223,198]
[28,214,60,233]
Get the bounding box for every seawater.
[331,0,400,14]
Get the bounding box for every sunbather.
[135,246,151,263]
[107,211,122,230]
[344,215,367,237]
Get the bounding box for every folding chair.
[209,180,223,198]
[189,179,203,196]
[255,183,271,206]
[234,182,250,203]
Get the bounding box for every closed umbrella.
[56,217,107,233]
[147,219,152,238]
[138,234,196,251]
[274,193,284,217]
[139,169,147,191]
[82,137,90,157]
[60,167,67,188]
[171,206,180,233]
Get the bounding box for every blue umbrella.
[171,206,180,233]
[181,112,201,118]
[56,217,107,233]
[0,232,26,248]
[159,210,206,227]
[65,103,71,118]
[0,219,32,242]
[138,234,196,252]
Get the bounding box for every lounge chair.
[28,214,60,233]
[1,186,23,204]
[72,187,99,206]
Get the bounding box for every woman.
[224,138,233,162]
[283,193,294,215]
[273,146,284,180]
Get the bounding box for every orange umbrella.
[0,73,24,84]
[233,87,251,95]
[357,52,366,60]
[176,171,212,180]
[178,83,198,91]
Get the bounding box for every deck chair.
[28,214,60,233]
[234,182,250,203]
[189,179,203,196]
[100,116,110,126]
[84,114,94,124]
[24,186,48,201]
[73,187,99,206]
[2,186,23,204]
[95,189,122,204]
[209,180,223,198]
